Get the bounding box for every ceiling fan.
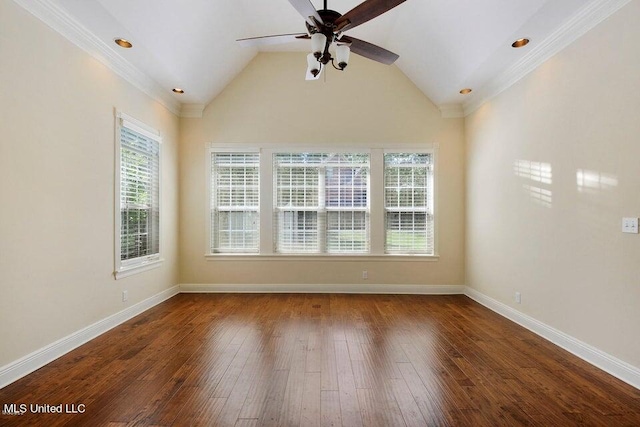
[237,0,407,80]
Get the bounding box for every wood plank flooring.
[1,294,639,426]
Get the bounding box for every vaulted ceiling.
[26,0,623,116]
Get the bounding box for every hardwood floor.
[1,294,639,426]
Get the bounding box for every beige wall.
[180,52,465,285]
[465,2,640,367]
[0,2,179,367]
[1,0,637,384]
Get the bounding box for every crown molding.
[180,104,206,118]
[438,104,464,119]
[463,0,633,116]
[13,0,181,116]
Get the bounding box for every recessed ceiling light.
[114,38,133,48]
[172,88,185,94]
[511,38,530,48]
[459,88,472,95]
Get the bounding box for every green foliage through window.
[120,126,160,262]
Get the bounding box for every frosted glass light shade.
[336,45,350,69]
[307,53,320,76]
[311,33,327,58]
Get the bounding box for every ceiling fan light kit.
[307,53,320,77]
[336,44,350,70]
[237,0,406,80]
[311,33,326,59]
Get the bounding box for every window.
[274,153,369,254]
[210,152,260,253]
[384,153,434,255]
[115,113,162,278]
[207,147,435,258]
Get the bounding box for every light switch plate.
[622,217,639,234]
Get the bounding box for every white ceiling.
[50,0,597,110]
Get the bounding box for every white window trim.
[273,152,371,255]
[206,143,438,259]
[206,147,261,255]
[383,148,437,256]
[114,110,164,279]
[204,254,440,262]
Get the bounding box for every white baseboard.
[0,285,180,389]
[181,283,638,389]
[464,286,640,390]
[179,283,465,295]
[3,284,638,392]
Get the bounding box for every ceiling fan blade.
[339,36,399,65]
[335,0,406,32]
[288,0,324,27]
[237,33,310,47]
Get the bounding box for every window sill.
[205,254,439,262]
[115,258,164,280]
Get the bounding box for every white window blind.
[211,152,260,253]
[384,153,434,255]
[119,125,160,264]
[274,153,369,254]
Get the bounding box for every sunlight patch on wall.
[576,169,618,193]
[514,160,553,184]
[523,185,553,208]
[515,160,553,208]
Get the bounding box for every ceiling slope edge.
[463,0,633,117]
[438,104,465,119]
[13,0,182,116]
[180,104,206,118]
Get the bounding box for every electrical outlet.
[515,292,521,304]
[622,217,639,234]
[122,290,128,302]
[362,270,368,280]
